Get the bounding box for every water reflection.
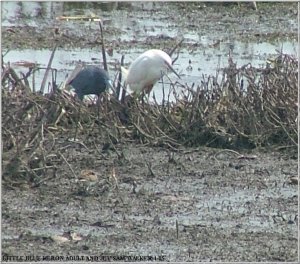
[2,2,63,25]
[1,1,297,102]
[3,38,297,99]
[1,2,138,24]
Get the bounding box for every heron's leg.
[141,84,153,107]
[144,84,154,95]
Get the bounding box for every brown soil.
[2,2,298,262]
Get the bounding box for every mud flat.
[2,2,298,262]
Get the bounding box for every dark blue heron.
[68,65,112,100]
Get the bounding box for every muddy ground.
[2,2,298,50]
[2,143,298,262]
[2,2,299,262]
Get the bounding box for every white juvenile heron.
[122,49,180,95]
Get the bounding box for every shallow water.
[4,39,297,89]
[2,2,298,102]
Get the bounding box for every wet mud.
[1,2,299,262]
[2,2,297,50]
[2,143,298,261]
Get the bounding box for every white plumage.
[122,49,180,95]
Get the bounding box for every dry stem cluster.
[2,52,298,183]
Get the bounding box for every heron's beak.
[167,63,181,79]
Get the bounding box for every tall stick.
[40,43,57,94]
[117,55,125,101]
[99,21,108,72]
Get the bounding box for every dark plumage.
[68,66,111,100]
